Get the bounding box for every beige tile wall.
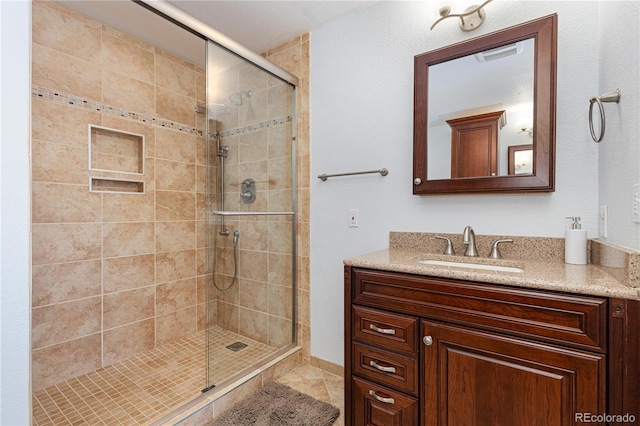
[206,36,311,358]
[207,48,301,350]
[166,36,312,424]
[264,34,311,363]
[31,1,208,390]
[30,0,310,393]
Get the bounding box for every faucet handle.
[489,239,513,259]
[435,236,456,255]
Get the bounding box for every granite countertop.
[343,232,640,301]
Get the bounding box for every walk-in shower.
[205,36,298,393]
[30,1,298,424]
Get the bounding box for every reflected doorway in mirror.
[508,144,533,175]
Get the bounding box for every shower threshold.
[153,345,302,426]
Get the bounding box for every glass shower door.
[204,39,297,391]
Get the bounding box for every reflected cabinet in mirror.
[413,14,557,194]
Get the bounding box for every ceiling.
[60,0,378,67]
[170,1,378,53]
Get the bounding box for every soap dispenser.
[565,216,587,265]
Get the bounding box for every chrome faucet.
[462,226,479,257]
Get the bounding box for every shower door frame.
[205,66,299,388]
[137,1,299,86]
[138,0,300,422]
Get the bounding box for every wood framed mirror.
[413,14,557,194]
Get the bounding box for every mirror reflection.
[413,14,556,194]
[427,38,535,180]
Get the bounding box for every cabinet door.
[421,320,606,426]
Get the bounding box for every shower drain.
[226,341,248,351]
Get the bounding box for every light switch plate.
[599,205,608,238]
[348,209,359,227]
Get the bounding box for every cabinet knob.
[423,335,433,346]
[414,177,422,185]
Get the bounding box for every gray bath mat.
[210,382,340,426]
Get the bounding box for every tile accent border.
[32,85,292,139]
[32,85,204,136]
[218,116,293,140]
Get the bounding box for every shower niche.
[88,124,146,194]
[89,124,145,174]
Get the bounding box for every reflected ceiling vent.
[475,41,523,63]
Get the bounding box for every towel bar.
[318,168,388,181]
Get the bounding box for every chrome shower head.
[229,90,252,106]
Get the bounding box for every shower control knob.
[240,178,256,203]
[414,177,422,186]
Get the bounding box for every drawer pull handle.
[368,390,395,404]
[369,360,396,374]
[369,324,396,335]
[423,335,433,346]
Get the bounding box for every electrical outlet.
[348,209,359,228]
[599,205,608,238]
[633,184,640,223]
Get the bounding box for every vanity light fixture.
[518,127,533,137]
[430,0,493,32]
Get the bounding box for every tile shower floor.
[32,327,278,425]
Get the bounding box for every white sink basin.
[418,259,524,273]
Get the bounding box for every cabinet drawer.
[352,376,418,426]
[353,268,608,352]
[353,305,418,353]
[353,342,418,395]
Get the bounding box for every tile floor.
[32,327,278,425]
[275,364,345,426]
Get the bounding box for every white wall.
[310,1,638,365]
[0,1,32,424]
[597,1,640,249]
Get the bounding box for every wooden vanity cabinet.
[344,266,639,426]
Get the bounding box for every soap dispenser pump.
[564,216,587,265]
